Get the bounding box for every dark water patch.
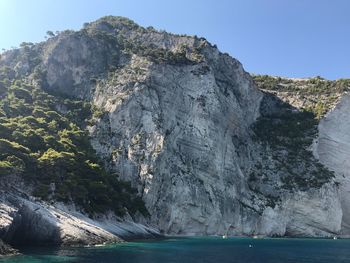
[2,237,350,263]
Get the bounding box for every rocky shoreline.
[0,187,160,256]
[0,239,18,257]
[1,16,350,251]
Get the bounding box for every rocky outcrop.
[90,50,266,236]
[254,76,349,237]
[83,18,341,237]
[0,187,159,247]
[0,16,345,238]
[0,239,17,257]
[313,93,350,236]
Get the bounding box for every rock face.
[0,187,159,247]
[313,93,350,236]
[0,16,345,238]
[91,45,266,235]
[0,239,17,256]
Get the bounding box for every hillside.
[253,75,350,236]
[253,75,350,118]
[0,16,349,252]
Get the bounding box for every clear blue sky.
[0,0,349,79]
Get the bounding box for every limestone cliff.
[313,94,350,236]
[0,16,345,244]
[253,75,350,236]
[0,181,159,250]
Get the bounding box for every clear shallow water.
[2,237,350,263]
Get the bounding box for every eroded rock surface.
[0,188,159,247]
[0,239,17,257]
[313,93,350,236]
[0,16,345,238]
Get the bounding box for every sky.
[0,0,349,80]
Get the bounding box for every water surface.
[2,237,350,263]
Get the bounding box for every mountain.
[253,75,350,236]
[0,16,349,253]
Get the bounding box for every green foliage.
[252,75,350,118]
[46,31,55,38]
[254,110,317,150]
[95,16,140,30]
[252,100,334,190]
[0,67,16,80]
[0,161,13,176]
[122,40,198,65]
[253,75,350,95]
[252,75,287,90]
[0,81,8,95]
[9,85,33,102]
[91,105,105,119]
[0,80,148,217]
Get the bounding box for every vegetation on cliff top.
[253,75,350,118]
[0,75,148,217]
[251,76,338,191]
[0,15,214,218]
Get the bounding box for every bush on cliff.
[0,79,148,217]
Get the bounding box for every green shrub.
[0,161,13,176]
[0,81,148,217]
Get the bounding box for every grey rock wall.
[0,16,344,238]
[313,93,350,236]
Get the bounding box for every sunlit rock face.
[89,37,265,235]
[0,16,344,237]
[314,93,350,236]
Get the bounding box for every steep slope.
[253,75,350,236]
[0,81,158,249]
[314,95,350,236]
[0,187,159,248]
[0,16,343,240]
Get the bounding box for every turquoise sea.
[1,237,350,263]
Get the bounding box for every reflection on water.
[2,237,350,263]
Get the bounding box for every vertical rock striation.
[314,93,350,236]
[0,16,344,238]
